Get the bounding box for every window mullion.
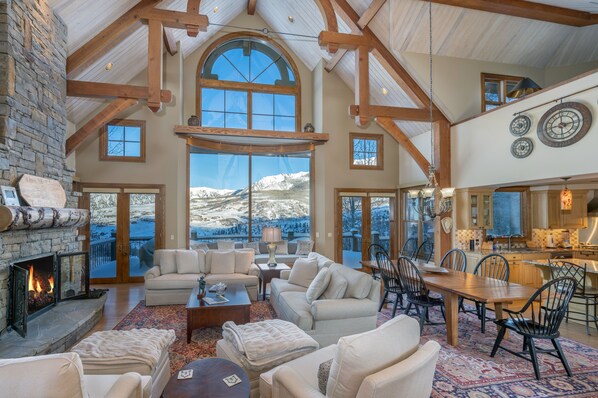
[248,89,253,130]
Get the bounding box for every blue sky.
[190,153,309,189]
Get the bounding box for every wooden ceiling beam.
[247,0,257,15]
[314,0,340,53]
[428,0,597,27]
[147,19,163,112]
[163,28,178,56]
[350,105,442,122]
[318,31,374,50]
[355,46,370,127]
[376,117,430,175]
[65,98,138,156]
[66,0,160,79]
[139,9,209,31]
[186,0,201,37]
[67,81,172,103]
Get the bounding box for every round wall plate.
[537,101,592,147]
[511,137,533,158]
[509,114,531,136]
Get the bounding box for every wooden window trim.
[99,119,146,162]
[481,72,523,113]
[490,186,531,241]
[196,32,301,132]
[349,132,383,170]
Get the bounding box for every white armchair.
[260,315,440,398]
[0,352,151,398]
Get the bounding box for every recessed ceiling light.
[213,6,219,13]
[288,15,294,23]
[105,62,113,71]
[381,87,389,95]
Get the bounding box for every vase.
[188,115,200,126]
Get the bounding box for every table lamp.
[262,227,282,267]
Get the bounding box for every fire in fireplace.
[27,262,55,314]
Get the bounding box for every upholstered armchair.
[0,352,151,398]
[260,315,440,398]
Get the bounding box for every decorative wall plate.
[511,138,533,158]
[537,101,592,147]
[509,114,531,136]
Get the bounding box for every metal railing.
[89,236,153,271]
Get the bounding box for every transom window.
[481,73,523,112]
[100,119,146,162]
[350,133,383,170]
[198,34,300,132]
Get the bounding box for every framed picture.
[1,186,20,206]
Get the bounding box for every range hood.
[588,190,598,216]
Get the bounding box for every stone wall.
[0,0,79,334]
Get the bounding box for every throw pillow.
[288,257,318,288]
[295,240,314,256]
[318,359,333,395]
[176,250,200,274]
[306,268,331,304]
[190,242,210,252]
[210,251,236,274]
[243,241,261,255]
[234,250,254,274]
[321,273,348,299]
[275,240,289,255]
[194,250,207,273]
[217,240,236,250]
[158,250,176,274]
[329,264,372,299]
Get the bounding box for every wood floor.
[88,283,598,348]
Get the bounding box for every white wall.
[398,131,430,187]
[452,70,598,189]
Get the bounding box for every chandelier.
[407,0,454,219]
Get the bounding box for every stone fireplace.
[0,0,80,336]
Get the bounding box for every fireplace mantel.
[0,206,90,232]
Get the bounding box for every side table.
[162,357,250,398]
[258,263,290,301]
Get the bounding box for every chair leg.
[425,307,430,322]
[440,304,446,321]
[405,302,412,315]
[392,293,399,318]
[481,303,487,333]
[552,339,572,377]
[379,291,388,312]
[458,297,465,313]
[528,338,542,380]
[490,326,506,357]
[593,298,598,332]
[523,336,529,352]
[398,293,404,308]
[586,297,591,335]
[418,306,426,335]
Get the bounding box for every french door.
[334,189,398,268]
[80,184,165,283]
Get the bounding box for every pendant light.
[560,177,572,211]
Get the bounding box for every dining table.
[360,259,537,347]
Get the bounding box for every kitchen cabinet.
[504,252,550,288]
[456,189,493,230]
[531,190,587,229]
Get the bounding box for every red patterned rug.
[114,299,598,397]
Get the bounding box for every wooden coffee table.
[162,357,250,398]
[186,284,251,343]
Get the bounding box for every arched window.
[197,33,301,132]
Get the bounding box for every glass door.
[370,196,392,255]
[82,186,164,283]
[340,196,364,268]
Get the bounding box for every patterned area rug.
[114,298,598,397]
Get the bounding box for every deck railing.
[89,236,153,271]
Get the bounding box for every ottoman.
[217,319,319,398]
[71,328,175,398]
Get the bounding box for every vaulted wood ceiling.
[49,0,598,138]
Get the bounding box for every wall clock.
[511,138,533,158]
[537,101,592,147]
[509,114,531,136]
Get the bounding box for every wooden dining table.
[360,259,537,347]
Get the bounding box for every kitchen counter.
[522,258,598,275]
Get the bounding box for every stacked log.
[0,206,90,232]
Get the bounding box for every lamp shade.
[507,78,542,99]
[262,227,282,243]
[560,187,572,211]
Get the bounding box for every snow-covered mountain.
[252,171,309,191]
[190,186,235,199]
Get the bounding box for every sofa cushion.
[321,273,348,300]
[277,291,313,330]
[275,240,289,255]
[329,263,372,299]
[145,273,199,290]
[306,268,331,304]
[211,251,236,274]
[158,250,177,274]
[288,258,318,288]
[176,250,200,274]
[235,250,254,274]
[308,252,335,271]
[270,278,307,302]
[326,315,420,398]
[296,240,314,256]
[243,241,261,255]
[195,250,207,273]
[217,240,235,250]
[205,273,258,287]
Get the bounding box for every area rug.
[114,298,598,397]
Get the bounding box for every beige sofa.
[191,241,310,265]
[0,352,151,398]
[144,249,259,305]
[270,253,381,347]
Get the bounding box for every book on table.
[203,295,230,305]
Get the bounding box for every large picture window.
[198,33,300,131]
[189,147,311,245]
